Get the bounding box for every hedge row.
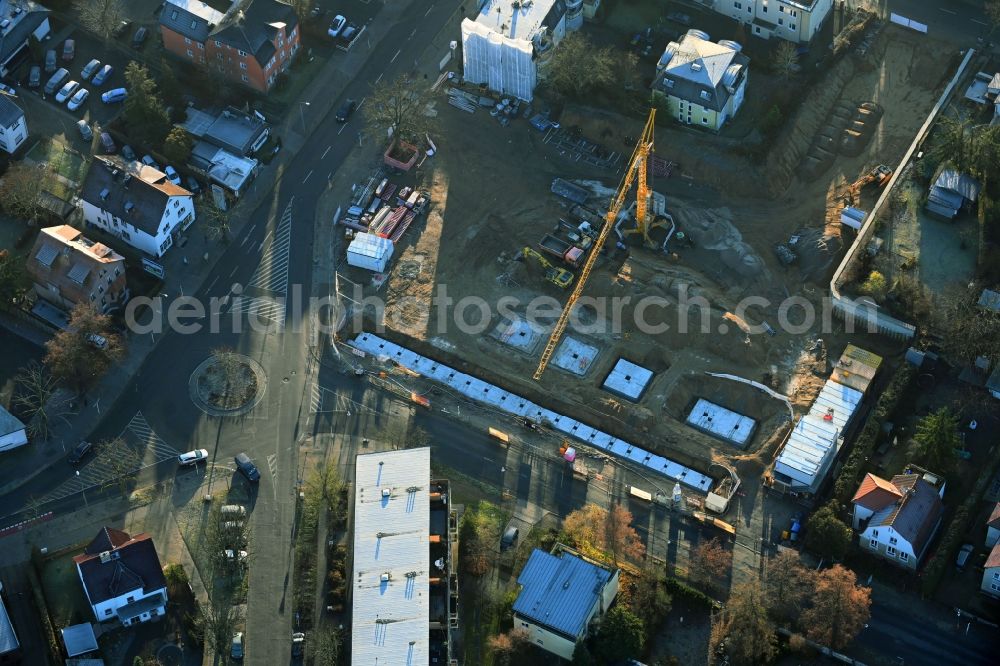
[833,363,919,505]
[921,451,1000,596]
[664,577,719,610]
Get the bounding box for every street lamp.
[76,471,88,509]
[299,101,310,133]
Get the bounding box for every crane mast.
[532,109,657,381]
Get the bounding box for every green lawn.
[40,552,92,626]
[26,138,88,183]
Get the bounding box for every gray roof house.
[0,0,50,77]
[0,77,26,154]
[181,106,269,156]
[926,169,980,219]
[0,404,27,453]
[0,581,19,662]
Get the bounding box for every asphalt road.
[884,0,990,44]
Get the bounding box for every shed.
[0,405,27,453]
[61,623,98,658]
[840,206,866,230]
[346,233,394,272]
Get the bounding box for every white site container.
[347,233,394,272]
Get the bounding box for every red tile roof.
[987,542,1000,569]
[988,503,1000,529]
[852,473,902,510]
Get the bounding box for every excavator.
[533,109,659,381]
[517,247,574,289]
[843,164,892,205]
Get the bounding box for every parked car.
[80,58,101,81]
[44,49,56,73]
[121,144,136,161]
[68,441,93,465]
[230,632,244,660]
[132,27,148,48]
[789,512,803,542]
[335,99,355,123]
[62,39,75,61]
[27,66,40,88]
[101,87,127,103]
[100,131,116,153]
[113,19,131,38]
[220,505,247,518]
[234,452,260,482]
[76,119,92,141]
[164,165,182,186]
[67,88,89,111]
[185,176,202,194]
[327,14,346,38]
[55,80,80,103]
[44,68,68,95]
[0,83,15,97]
[291,632,305,658]
[666,11,692,26]
[224,549,249,563]
[957,543,974,571]
[92,64,113,86]
[500,526,519,551]
[341,25,357,42]
[178,449,209,466]
[141,154,159,169]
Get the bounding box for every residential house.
[181,106,269,157]
[0,93,26,154]
[511,545,619,660]
[0,404,27,453]
[158,0,300,93]
[189,142,258,197]
[26,225,128,315]
[711,0,833,43]
[0,581,20,664]
[0,0,50,77]
[852,468,945,570]
[987,503,1000,548]
[78,156,195,258]
[74,527,168,626]
[982,544,1000,598]
[925,169,980,220]
[651,31,750,132]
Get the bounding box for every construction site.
[334,18,958,495]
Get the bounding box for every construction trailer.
[347,233,394,272]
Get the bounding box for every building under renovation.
[462,0,594,101]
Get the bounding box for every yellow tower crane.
[533,109,658,381]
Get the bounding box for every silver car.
[76,119,92,141]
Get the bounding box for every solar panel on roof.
[35,244,58,266]
[67,263,91,284]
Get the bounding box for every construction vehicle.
[533,109,658,380]
[538,234,585,267]
[556,219,596,249]
[517,247,574,288]
[844,164,892,204]
[558,440,590,481]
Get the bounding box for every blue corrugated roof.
[512,549,613,639]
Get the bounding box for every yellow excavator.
[518,247,574,289]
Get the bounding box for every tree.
[690,537,732,592]
[460,501,505,580]
[545,33,638,99]
[802,565,870,650]
[75,0,124,44]
[487,628,530,666]
[860,270,888,301]
[95,437,143,497]
[593,606,644,662]
[307,626,343,666]
[13,361,68,441]
[0,163,47,222]
[363,74,435,143]
[714,579,777,666]
[161,127,193,165]
[156,57,184,114]
[0,248,28,310]
[910,407,960,473]
[44,304,124,395]
[987,0,1000,36]
[123,62,170,147]
[764,549,812,625]
[605,504,646,564]
[804,502,852,561]
[571,642,595,665]
[627,566,672,630]
[199,601,242,654]
[927,118,980,178]
[771,41,799,79]
[284,0,311,19]
[562,503,604,557]
[202,201,233,242]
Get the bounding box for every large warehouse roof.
[351,448,431,665]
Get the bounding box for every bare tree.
[95,437,144,497]
[44,304,125,396]
[14,361,68,441]
[202,203,233,243]
[690,537,732,593]
[307,626,344,666]
[714,579,777,666]
[363,74,435,143]
[0,164,47,223]
[764,549,813,625]
[200,600,242,654]
[0,248,28,310]
[771,41,799,79]
[75,0,125,44]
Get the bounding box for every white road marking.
[247,200,294,295]
[247,223,257,235]
[230,266,239,277]
[321,145,332,159]
[424,4,433,16]
[303,170,313,183]
[971,18,988,25]
[939,7,956,14]
[390,49,401,63]
[375,72,383,83]
[240,233,251,247]
[338,124,347,135]
[408,28,416,40]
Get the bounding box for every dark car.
[69,441,93,465]
[230,631,244,660]
[186,176,202,194]
[62,39,75,62]
[132,27,148,48]
[666,11,692,27]
[100,132,116,154]
[235,452,260,482]
[500,526,519,551]
[28,65,40,88]
[113,20,131,38]
[121,144,136,161]
[335,99,356,123]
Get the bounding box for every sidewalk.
[0,0,432,503]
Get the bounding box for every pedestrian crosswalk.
[39,412,182,504]
[309,383,379,416]
[230,296,286,328]
[248,198,293,295]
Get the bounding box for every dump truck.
[518,247,574,288]
[539,234,584,267]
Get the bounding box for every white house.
[79,156,194,258]
[0,0,50,77]
[983,542,1000,598]
[0,94,26,154]
[852,470,944,571]
[986,503,1000,547]
[0,405,27,453]
[711,0,833,43]
[511,545,619,660]
[73,527,168,626]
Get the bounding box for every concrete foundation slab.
[490,316,543,353]
[602,358,654,401]
[551,337,599,376]
[685,398,757,449]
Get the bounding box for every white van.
[44,68,68,95]
[220,505,247,518]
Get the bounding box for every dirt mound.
[671,206,767,278]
